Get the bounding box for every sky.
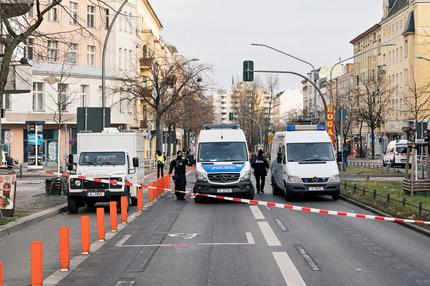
[151,0,382,93]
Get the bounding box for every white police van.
[270,124,341,200]
[193,124,254,202]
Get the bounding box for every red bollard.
[109,201,118,232]
[137,188,143,213]
[121,196,128,224]
[96,208,105,241]
[59,227,70,271]
[81,216,90,254]
[31,241,43,286]
[0,261,3,286]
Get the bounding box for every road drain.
[294,245,321,271]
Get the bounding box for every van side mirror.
[133,157,139,168]
[68,154,74,164]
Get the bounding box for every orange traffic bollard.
[109,201,118,232]
[0,261,3,286]
[121,196,128,224]
[59,227,70,271]
[31,241,43,286]
[96,208,105,241]
[137,188,143,213]
[81,216,90,255]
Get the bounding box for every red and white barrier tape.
[195,193,430,225]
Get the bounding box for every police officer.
[156,150,166,178]
[251,149,269,193]
[169,150,191,200]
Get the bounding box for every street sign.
[327,105,335,145]
[28,134,43,145]
[68,139,75,146]
[5,132,12,143]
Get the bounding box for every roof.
[144,0,163,29]
[275,131,331,144]
[386,0,409,19]
[350,23,381,44]
[198,129,247,143]
[402,11,415,35]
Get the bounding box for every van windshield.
[287,143,335,162]
[198,142,248,162]
[80,152,125,166]
[396,146,407,154]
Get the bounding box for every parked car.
[382,140,409,167]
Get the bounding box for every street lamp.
[238,116,263,148]
[251,43,320,119]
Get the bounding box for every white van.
[270,124,340,200]
[382,140,408,167]
[193,124,254,202]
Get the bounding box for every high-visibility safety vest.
[156,155,165,164]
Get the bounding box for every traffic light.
[243,60,254,82]
[229,112,234,121]
[425,129,430,142]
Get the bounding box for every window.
[119,48,122,70]
[142,45,148,58]
[129,50,132,71]
[87,5,95,27]
[119,14,123,31]
[32,82,44,111]
[3,94,11,110]
[400,47,403,62]
[356,75,359,85]
[80,85,88,107]
[58,84,68,111]
[87,45,95,65]
[47,40,58,62]
[287,143,335,162]
[124,49,128,71]
[105,9,109,29]
[48,2,57,21]
[129,12,133,33]
[66,43,78,64]
[119,89,125,113]
[27,5,33,18]
[26,38,33,60]
[404,39,408,58]
[69,2,78,25]
[198,142,248,162]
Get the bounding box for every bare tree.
[283,106,306,125]
[356,77,390,159]
[123,55,209,152]
[265,75,279,142]
[399,64,430,139]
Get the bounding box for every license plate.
[309,187,323,191]
[87,192,105,197]
[217,189,233,193]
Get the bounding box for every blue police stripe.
[202,164,244,173]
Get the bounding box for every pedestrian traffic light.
[229,112,234,121]
[243,60,254,82]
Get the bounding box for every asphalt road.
[54,173,430,286]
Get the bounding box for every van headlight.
[74,179,81,187]
[287,176,302,183]
[328,175,340,183]
[241,172,251,181]
[196,172,207,182]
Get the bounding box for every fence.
[348,161,402,174]
[342,181,430,219]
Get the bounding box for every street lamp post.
[239,116,263,148]
[251,43,320,120]
[101,0,129,127]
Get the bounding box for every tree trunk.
[167,123,172,157]
[359,121,363,158]
[371,127,376,160]
[155,114,163,153]
[57,128,61,175]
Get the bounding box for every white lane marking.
[115,281,135,286]
[273,252,307,286]
[257,221,281,246]
[250,205,265,220]
[246,232,255,244]
[116,234,132,247]
[264,205,272,212]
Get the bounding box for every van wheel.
[246,190,254,200]
[390,160,395,168]
[382,160,386,167]
[68,198,79,214]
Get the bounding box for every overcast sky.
[151,0,382,92]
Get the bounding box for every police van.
[270,124,340,200]
[193,124,254,202]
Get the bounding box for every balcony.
[139,57,153,71]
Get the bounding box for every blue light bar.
[286,125,296,131]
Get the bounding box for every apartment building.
[212,89,234,123]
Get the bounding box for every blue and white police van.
[270,124,341,201]
[193,124,254,202]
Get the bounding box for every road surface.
[54,172,430,286]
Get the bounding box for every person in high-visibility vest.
[156,150,166,178]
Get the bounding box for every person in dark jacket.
[169,150,192,200]
[251,149,269,193]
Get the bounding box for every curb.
[340,195,430,237]
[0,203,68,239]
